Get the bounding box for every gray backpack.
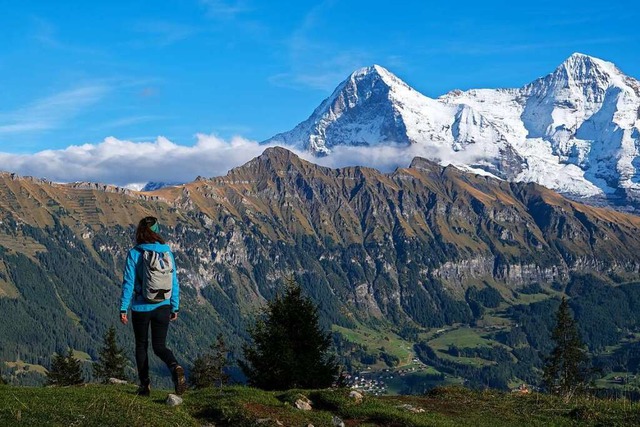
[138,250,174,303]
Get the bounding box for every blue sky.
[0,0,638,158]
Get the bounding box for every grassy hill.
[1,384,639,426]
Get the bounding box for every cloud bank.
[0,135,267,188]
[0,135,492,190]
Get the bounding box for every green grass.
[429,327,490,349]
[333,323,414,364]
[3,361,48,375]
[72,350,92,362]
[55,289,81,324]
[0,234,47,258]
[0,384,198,427]
[429,327,520,367]
[594,372,640,391]
[0,278,20,299]
[427,327,502,366]
[513,293,550,304]
[2,384,640,426]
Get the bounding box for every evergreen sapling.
[240,277,338,390]
[543,297,589,400]
[189,333,230,389]
[93,326,128,383]
[46,349,84,386]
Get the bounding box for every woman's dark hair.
[136,216,165,245]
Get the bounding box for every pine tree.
[189,334,230,389]
[543,297,589,400]
[93,326,128,383]
[240,277,338,390]
[46,349,84,386]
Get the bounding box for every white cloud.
[0,134,495,189]
[0,135,268,187]
[295,143,494,176]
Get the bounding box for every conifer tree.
[543,297,589,400]
[240,277,338,390]
[93,326,127,383]
[46,349,84,386]
[189,334,230,389]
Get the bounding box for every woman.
[119,216,186,396]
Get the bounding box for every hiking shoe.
[136,383,151,397]
[172,365,186,395]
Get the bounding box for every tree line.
[1,276,593,405]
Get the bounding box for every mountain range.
[265,54,640,209]
[2,147,640,387]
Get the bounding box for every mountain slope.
[2,148,640,385]
[265,54,640,208]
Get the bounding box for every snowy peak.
[264,55,640,208]
[557,53,640,98]
[518,54,640,194]
[266,64,423,154]
[523,53,633,102]
[559,52,621,82]
[349,64,412,91]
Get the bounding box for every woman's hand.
[170,312,178,321]
[120,313,128,325]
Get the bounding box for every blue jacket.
[120,242,180,313]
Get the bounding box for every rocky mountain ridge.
[3,147,640,294]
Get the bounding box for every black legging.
[131,305,178,384]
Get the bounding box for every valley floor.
[1,384,639,426]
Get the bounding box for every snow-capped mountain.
[123,181,182,192]
[265,54,640,207]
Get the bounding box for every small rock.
[332,415,345,427]
[397,403,425,413]
[255,419,283,426]
[294,396,313,411]
[108,378,128,385]
[349,390,363,403]
[166,394,183,407]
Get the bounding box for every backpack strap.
[132,247,146,296]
